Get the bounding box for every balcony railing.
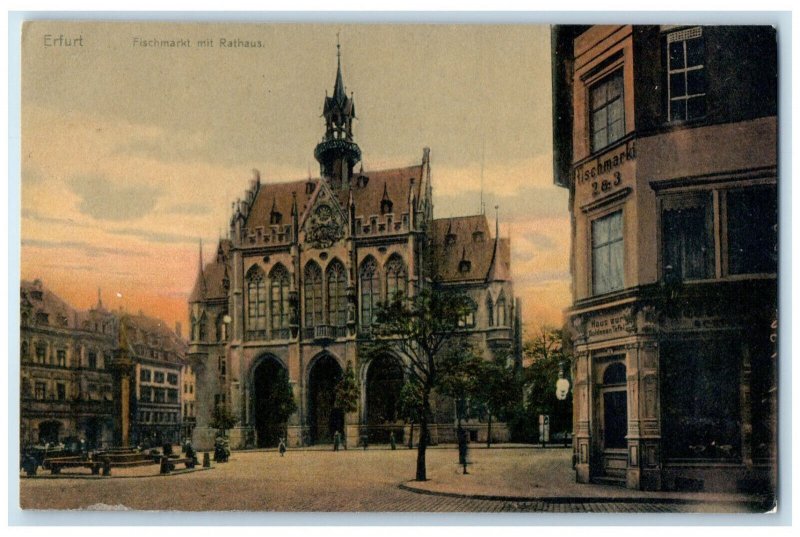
[302,324,348,342]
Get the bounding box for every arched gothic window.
[360,257,379,327]
[216,313,228,342]
[486,294,495,327]
[496,292,508,327]
[385,255,407,300]
[246,265,267,338]
[304,262,323,328]
[326,260,347,327]
[458,298,477,328]
[270,264,290,337]
[198,312,207,342]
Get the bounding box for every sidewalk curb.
[397,482,773,508]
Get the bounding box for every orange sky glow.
[21,22,571,339]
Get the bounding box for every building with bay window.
[188,50,519,450]
[552,25,777,494]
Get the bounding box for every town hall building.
[188,50,519,450]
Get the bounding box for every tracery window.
[326,260,347,327]
[304,262,324,328]
[270,264,290,338]
[385,255,408,300]
[360,257,379,327]
[246,265,267,338]
[496,292,508,327]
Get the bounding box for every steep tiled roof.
[339,165,425,220]
[243,179,316,234]
[431,215,510,283]
[189,239,232,303]
[125,312,187,358]
[20,279,78,329]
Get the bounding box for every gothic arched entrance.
[307,354,343,444]
[253,357,291,448]
[365,355,404,442]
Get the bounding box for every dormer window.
[381,199,393,215]
[472,231,484,243]
[459,259,472,274]
[306,181,315,195]
[270,211,282,225]
[445,234,457,246]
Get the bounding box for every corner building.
[188,52,518,450]
[552,26,777,493]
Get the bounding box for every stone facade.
[552,25,777,493]
[20,279,191,449]
[188,52,519,450]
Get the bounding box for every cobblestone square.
[19,446,770,513]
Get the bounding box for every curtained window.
[269,265,290,336]
[246,266,267,337]
[662,194,714,281]
[592,211,624,295]
[304,262,324,328]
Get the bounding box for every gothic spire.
[333,34,346,106]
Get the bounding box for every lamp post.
[555,362,571,448]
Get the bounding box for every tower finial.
[337,31,340,59]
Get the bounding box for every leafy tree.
[269,367,298,439]
[334,360,360,414]
[512,325,573,443]
[473,355,521,448]
[438,346,483,435]
[209,403,238,436]
[367,287,475,481]
[397,377,424,449]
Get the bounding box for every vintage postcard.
[17,20,779,514]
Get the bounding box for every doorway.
[307,354,344,444]
[598,361,628,479]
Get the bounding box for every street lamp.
[555,362,571,448]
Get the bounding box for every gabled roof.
[20,279,78,329]
[431,215,510,283]
[189,239,232,303]
[338,164,425,220]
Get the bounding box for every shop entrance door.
[599,362,628,480]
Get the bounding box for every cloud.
[163,202,212,215]
[67,174,163,221]
[105,228,198,245]
[21,239,149,258]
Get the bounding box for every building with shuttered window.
[552,25,777,493]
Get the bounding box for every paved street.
[19,446,768,513]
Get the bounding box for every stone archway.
[307,354,343,444]
[253,357,291,448]
[365,355,404,443]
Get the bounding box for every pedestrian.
[278,437,287,457]
[389,431,396,450]
[333,430,341,452]
[361,433,368,451]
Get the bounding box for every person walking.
[389,431,396,450]
[333,431,341,452]
[278,437,287,457]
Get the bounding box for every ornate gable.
[301,180,347,250]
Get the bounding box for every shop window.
[727,186,778,275]
[667,27,706,122]
[661,339,741,460]
[590,70,625,152]
[591,211,624,295]
[662,194,714,281]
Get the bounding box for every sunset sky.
[20,22,570,336]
